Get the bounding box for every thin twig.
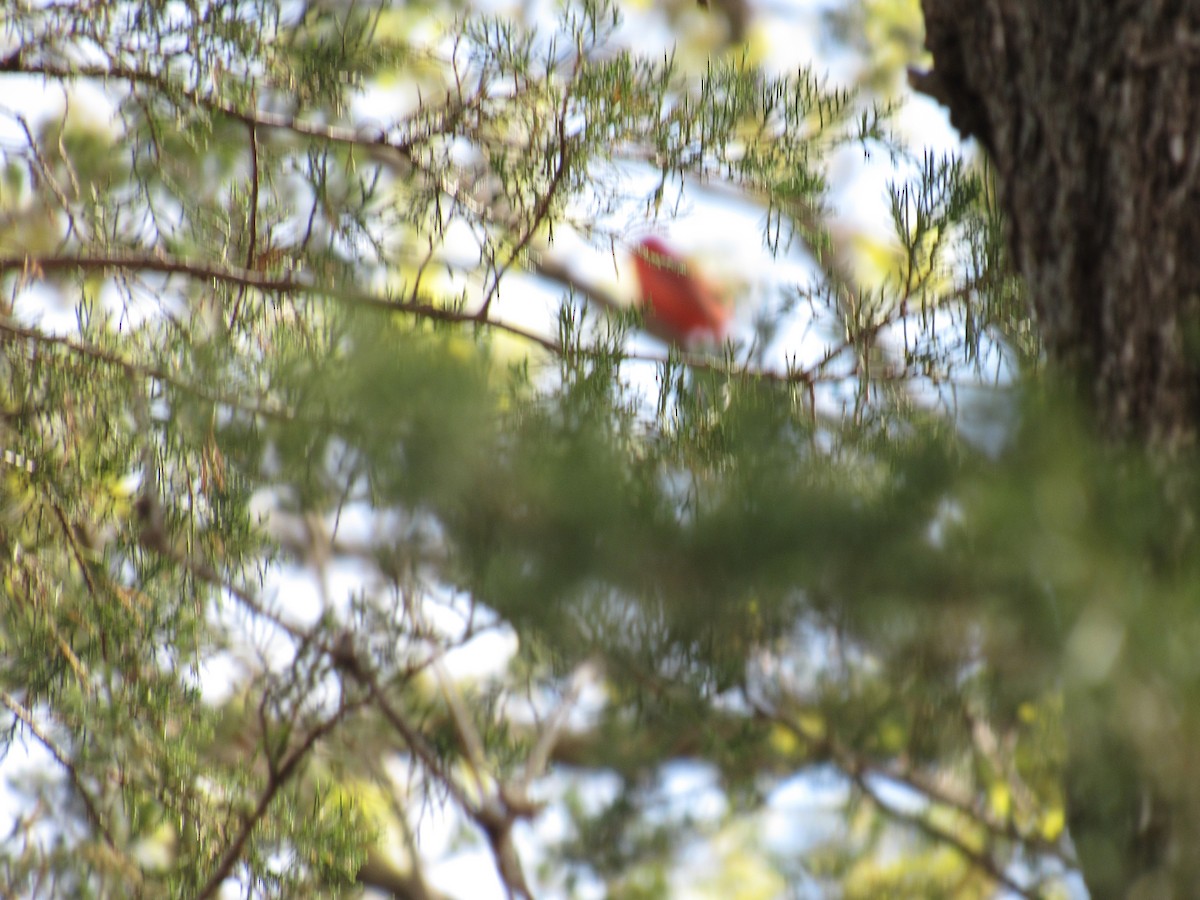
[229,116,260,328]
[758,698,1056,898]
[0,317,297,421]
[0,690,118,853]
[0,252,563,352]
[849,767,1039,899]
[194,703,356,900]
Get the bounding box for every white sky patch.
[764,764,851,849]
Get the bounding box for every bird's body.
[631,236,730,347]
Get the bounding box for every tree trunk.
[916,1,1200,894]
[917,0,1200,448]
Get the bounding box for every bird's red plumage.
[631,236,730,346]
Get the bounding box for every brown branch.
[0,317,296,421]
[849,767,1039,899]
[2,250,991,423]
[479,51,581,320]
[229,116,260,328]
[194,703,355,900]
[517,660,597,792]
[757,698,1057,898]
[137,521,311,645]
[0,689,120,857]
[0,250,784,383]
[332,638,535,899]
[881,761,1074,866]
[15,113,77,247]
[0,252,563,352]
[3,58,458,165]
[48,497,99,602]
[5,52,987,404]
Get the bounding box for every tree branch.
[194,702,356,900]
[0,690,120,858]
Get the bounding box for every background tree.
[0,0,1192,898]
[916,1,1200,894]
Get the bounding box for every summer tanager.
[631,236,730,347]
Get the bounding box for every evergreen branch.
[3,543,93,688]
[1,252,993,422]
[516,659,598,792]
[332,639,536,899]
[135,497,528,897]
[133,512,519,895]
[4,55,496,242]
[0,318,298,422]
[0,689,122,860]
[228,117,261,329]
[0,253,563,351]
[760,699,1050,898]
[1,57,466,166]
[961,702,1071,861]
[137,519,311,645]
[47,496,100,611]
[848,767,1039,900]
[881,761,1074,867]
[478,52,581,320]
[194,702,356,900]
[14,113,80,245]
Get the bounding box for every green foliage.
[824,0,929,96]
[2,0,1194,897]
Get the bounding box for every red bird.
[631,236,730,347]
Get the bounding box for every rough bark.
[917,0,1200,448]
[915,2,1200,894]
